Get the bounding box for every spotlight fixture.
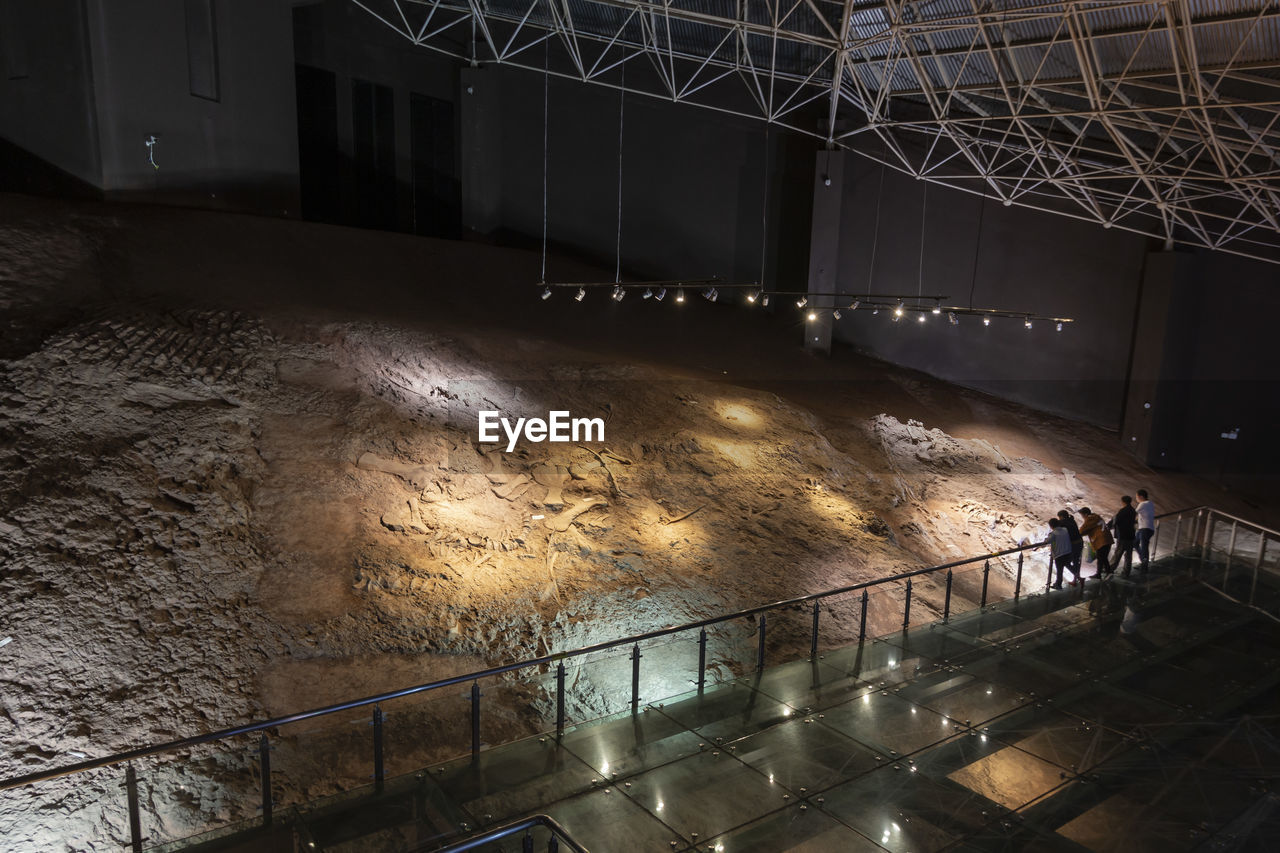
[746,291,757,304]
[575,287,586,302]
[872,307,879,315]
[675,288,685,303]
[703,287,718,302]
[761,294,770,307]
[655,287,667,302]
[833,309,842,320]
[612,285,626,301]
[850,299,859,311]
[642,288,654,299]
[932,300,941,315]
[541,286,552,300]
[1056,322,1063,332]
[796,296,808,308]
[1025,318,1033,329]
[917,314,926,323]
[807,311,817,322]
[948,312,958,325]
[983,315,991,326]
[894,302,904,318]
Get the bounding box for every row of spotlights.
[548,288,1064,329]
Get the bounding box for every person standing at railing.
[1112,496,1138,576]
[1078,507,1114,577]
[1057,509,1084,578]
[1046,517,1078,589]
[1135,489,1155,574]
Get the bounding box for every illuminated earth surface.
[0,195,1268,850]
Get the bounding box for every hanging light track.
[536,283,1072,326]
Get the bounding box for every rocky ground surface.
[0,196,1265,850]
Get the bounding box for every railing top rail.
[1201,506,1280,538]
[436,815,591,853]
[0,507,1198,793]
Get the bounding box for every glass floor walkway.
[190,563,1280,852]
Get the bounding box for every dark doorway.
[352,78,397,230]
[410,93,461,238]
[294,64,340,223]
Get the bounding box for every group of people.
[1045,490,1156,589]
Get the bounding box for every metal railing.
[433,815,589,853]
[0,506,1242,851]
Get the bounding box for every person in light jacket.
[1046,517,1078,590]
[1078,507,1114,577]
[1135,488,1155,573]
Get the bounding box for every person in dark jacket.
[1057,509,1083,577]
[1112,495,1138,576]
[1079,507,1114,577]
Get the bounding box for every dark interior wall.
[830,154,1151,429]
[1161,250,1280,486]
[495,69,783,284]
[82,0,299,213]
[0,0,102,186]
[293,0,809,285]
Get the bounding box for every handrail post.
[548,834,560,853]
[1171,513,1181,559]
[943,569,953,621]
[1224,521,1239,589]
[756,615,767,671]
[1014,552,1024,599]
[258,734,272,827]
[980,559,990,608]
[372,705,385,789]
[696,629,707,692]
[523,828,534,853]
[631,644,642,712]
[902,579,912,631]
[125,764,143,853]
[555,663,566,738]
[859,590,869,642]
[810,601,821,659]
[1251,537,1268,606]
[470,681,482,758]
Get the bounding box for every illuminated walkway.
[184,559,1280,852]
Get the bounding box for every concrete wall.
[82,0,299,213]
[0,0,102,186]
[829,154,1151,429]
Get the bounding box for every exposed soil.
[0,194,1269,850]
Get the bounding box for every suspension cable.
[867,162,886,295]
[759,124,770,286]
[540,38,550,284]
[615,61,626,284]
[917,180,928,300]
